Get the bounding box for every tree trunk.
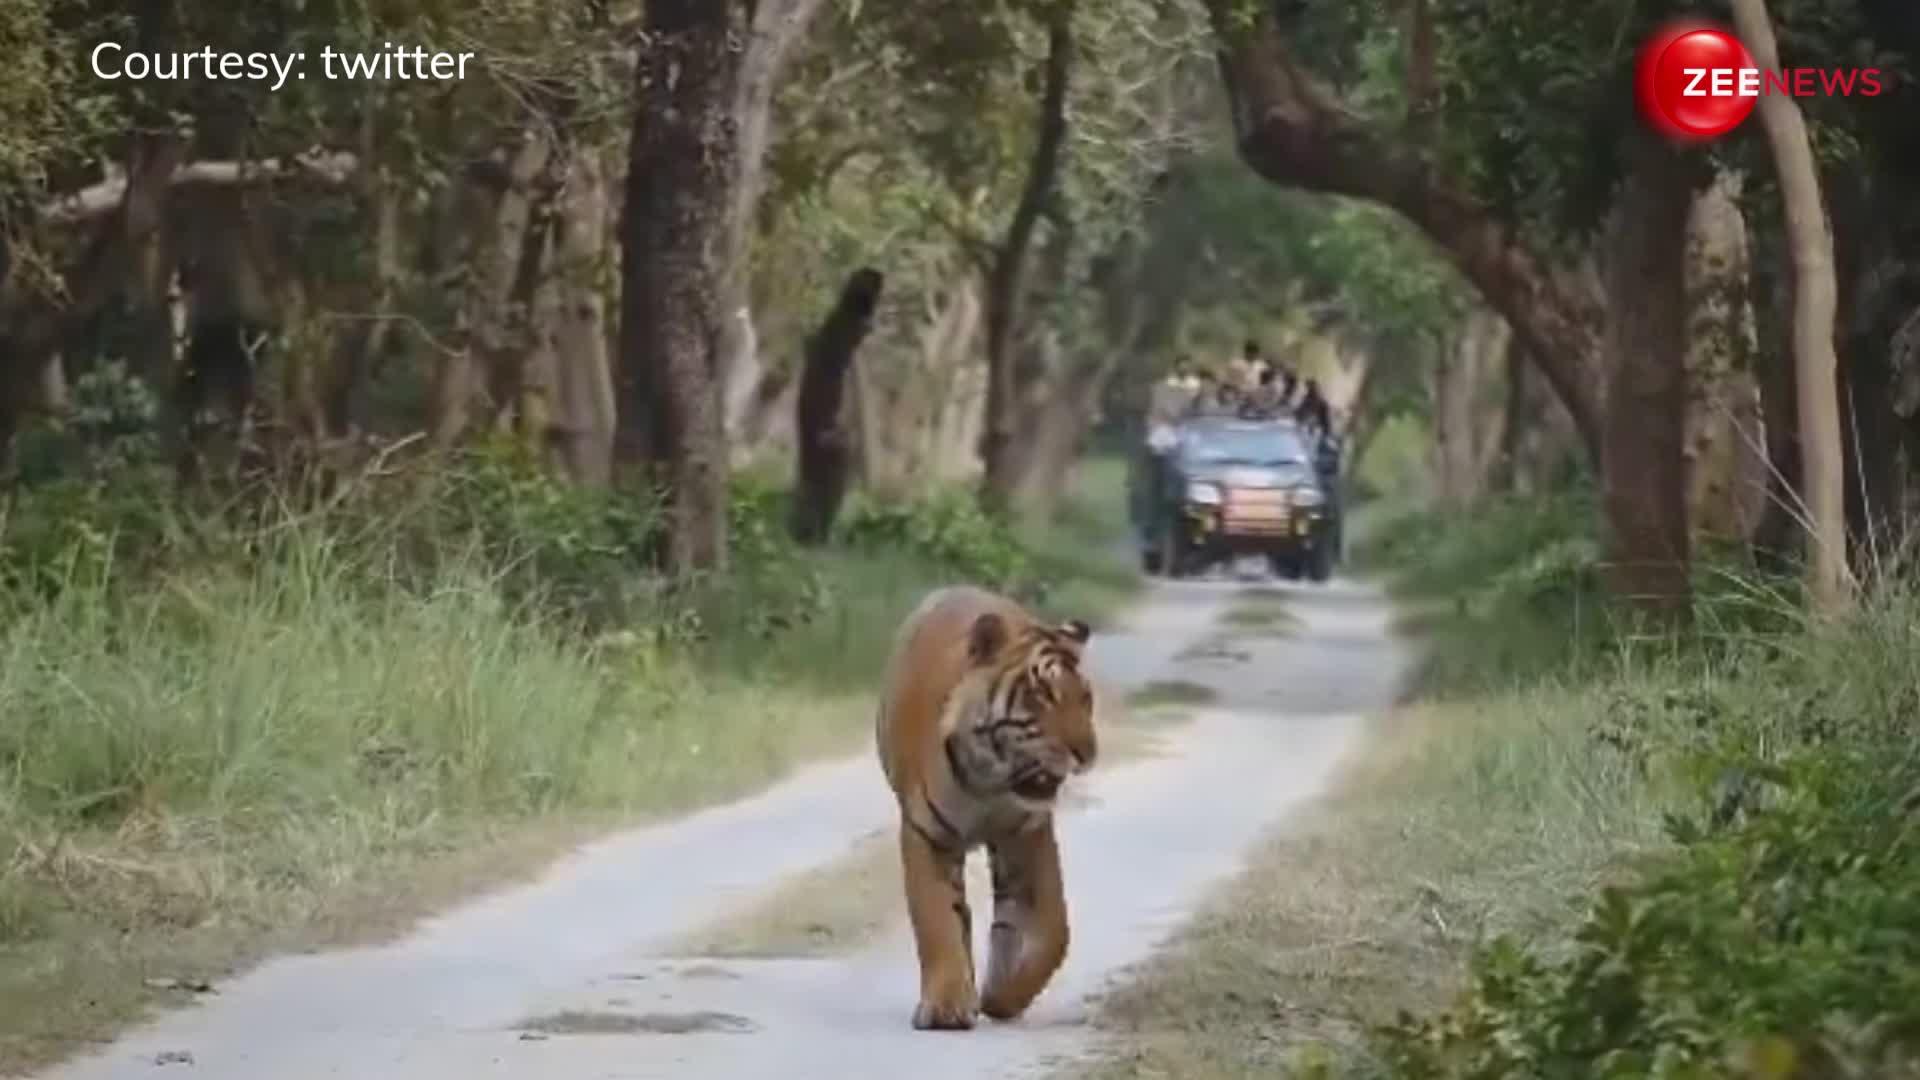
[1492,332,1525,493]
[318,97,399,440]
[488,147,563,443]
[173,119,284,486]
[121,2,185,392]
[1892,306,1920,533]
[923,279,986,488]
[1505,336,1580,495]
[432,134,550,446]
[124,135,186,388]
[618,0,747,573]
[1683,171,1767,546]
[980,0,1074,513]
[1751,264,1803,569]
[1014,342,1128,516]
[1463,308,1510,502]
[1731,0,1852,616]
[1428,311,1508,507]
[1001,212,1079,500]
[790,268,884,544]
[1829,173,1916,569]
[322,167,398,439]
[1599,133,1693,623]
[546,149,617,487]
[1427,330,1459,505]
[718,0,833,441]
[1205,1,1603,465]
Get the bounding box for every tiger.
[874,584,1098,1030]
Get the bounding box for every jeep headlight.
[1186,481,1222,506]
[1290,487,1325,508]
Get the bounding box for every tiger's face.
[946,612,1097,808]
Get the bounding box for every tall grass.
[1353,490,1610,694]
[0,450,1141,1071]
[1082,493,1920,1078]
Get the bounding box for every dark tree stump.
[789,267,884,544]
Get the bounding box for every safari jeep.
[1132,416,1337,582]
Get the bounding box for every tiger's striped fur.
[874,585,1096,1030]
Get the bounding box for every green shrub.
[1,363,182,596]
[1356,492,1611,694]
[1363,596,1920,1080]
[1357,490,1600,605]
[376,440,664,628]
[834,488,1033,589]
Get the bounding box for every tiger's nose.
[1069,744,1095,772]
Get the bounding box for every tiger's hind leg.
[980,820,1068,1021]
[899,820,976,1029]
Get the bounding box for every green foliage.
[1351,414,1429,501]
[1361,490,1601,609]
[835,487,1033,589]
[1359,492,1608,695]
[0,0,120,208]
[386,440,664,629]
[1367,600,1920,1078]
[1154,153,1469,344]
[1,363,178,597]
[1344,493,1920,1079]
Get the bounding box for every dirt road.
[37,573,1413,1080]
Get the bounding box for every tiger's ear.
[1056,619,1091,646]
[967,613,1008,665]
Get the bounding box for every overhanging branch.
[40,150,360,226]
[1205,0,1604,464]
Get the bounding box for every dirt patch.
[1125,680,1219,708]
[516,1009,757,1036]
[1173,636,1252,665]
[1208,587,1303,641]
[671,962,742,980]
[1219,605,1301,636]
[666,831,900,959]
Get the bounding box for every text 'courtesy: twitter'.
[89,44,474,93]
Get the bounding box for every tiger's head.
[945,611,1097,808]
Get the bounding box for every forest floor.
[22,564,1415,1080]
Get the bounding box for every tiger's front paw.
[911,983,978,1030]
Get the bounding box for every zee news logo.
[1635,20,1888,140]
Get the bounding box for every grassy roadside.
[1077,688,1674,1078]
[0,453,1139,1074]
[1075,493,1674,1076]
[1073,493,1920,1077]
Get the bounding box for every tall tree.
[1600,133,1694,621]
[1203,0,1603,465]
[1730,0,1852,615]
[790,267,884,544]
[1683,171,1766,545]
[980,0,1075,514]
[718,0,836,441]
[618,1,749,573]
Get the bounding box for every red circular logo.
[1635,22,1757,140]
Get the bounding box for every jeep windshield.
[1179,425,1308,467]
